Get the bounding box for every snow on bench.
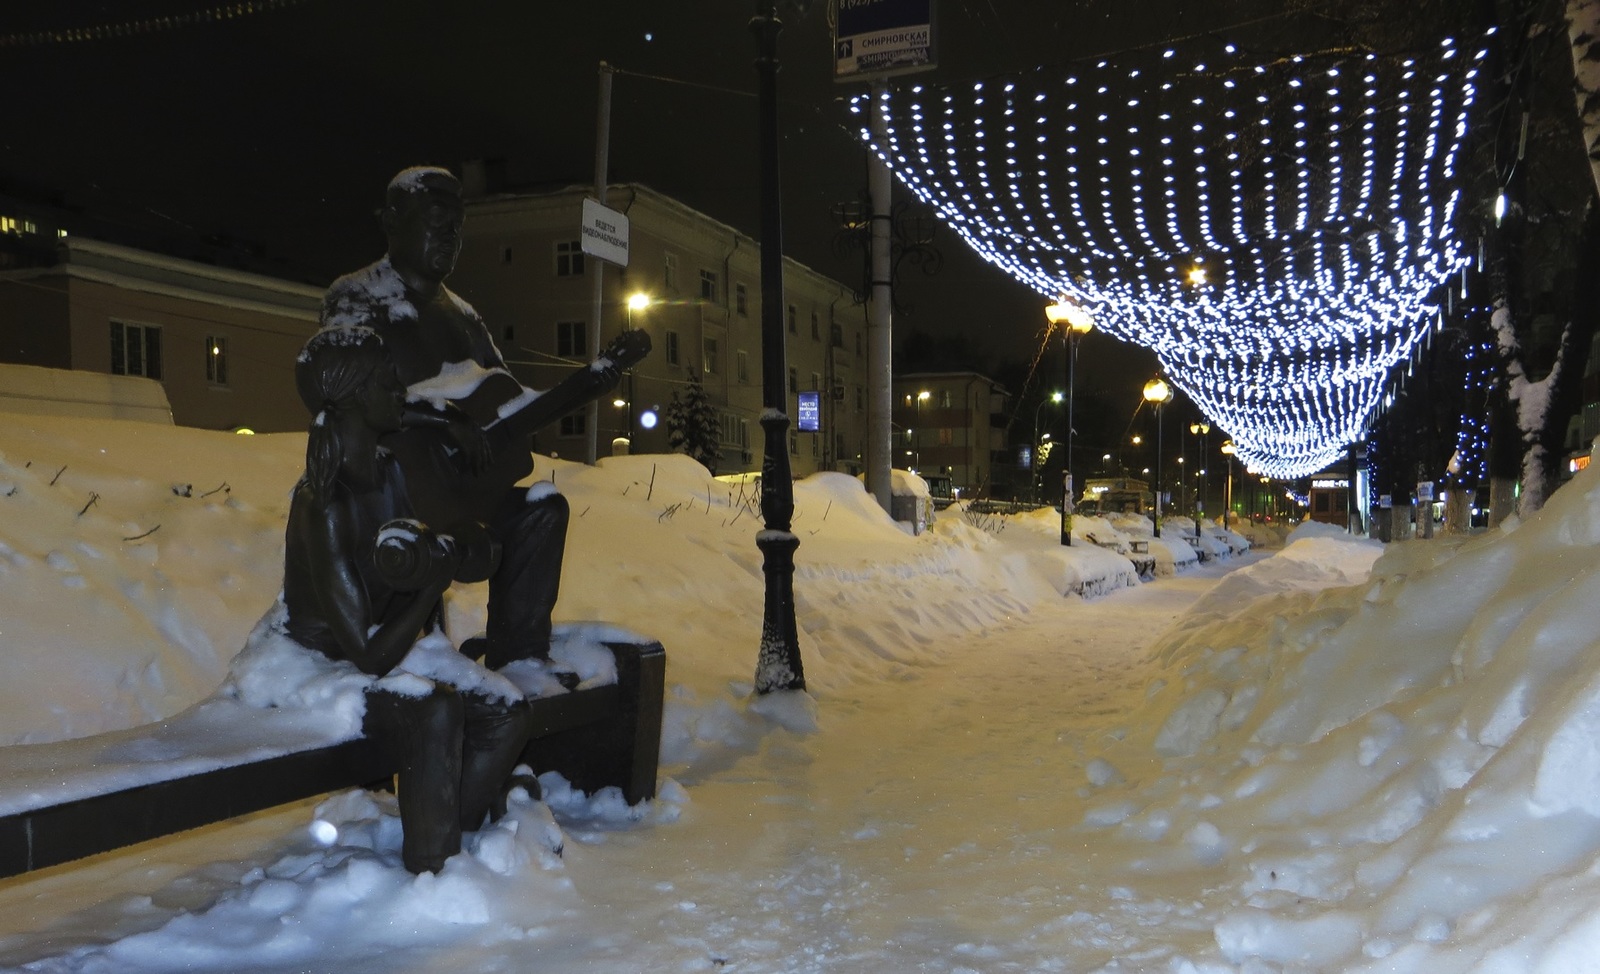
[0,623,664,878]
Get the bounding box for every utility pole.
[864,79,894,514]
[585,62,614,465]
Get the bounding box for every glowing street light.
[1143,377,1173,537]
[1220,440,1238,522]
[1032,391,1063,502]
[1046,299,1094,545]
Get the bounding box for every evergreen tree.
[665,367,723,474]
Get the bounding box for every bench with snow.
[1084,533,1155,578]
[0,631,664,879]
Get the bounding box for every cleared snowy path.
[510,557,1257,973]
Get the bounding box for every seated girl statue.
[280,325,532,874]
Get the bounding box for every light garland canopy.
[852,34,1488,477]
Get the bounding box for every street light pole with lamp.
[1220,440,1237,526]
[1142,377,1173,538]
[1032,390,1062,503]
[748,0,807,695]
[617,292,651,453]
[912,389,930,472]
[1044,300,1094,546]
[1189,421,1210,520]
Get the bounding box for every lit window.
[205,335,228,385]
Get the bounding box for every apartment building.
[448,182,867,476]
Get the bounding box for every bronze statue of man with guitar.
[320,166,650,669]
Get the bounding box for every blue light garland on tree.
[852,34,1489,478]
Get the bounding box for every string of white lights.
[853,35,1488,478]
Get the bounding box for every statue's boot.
[365,685,465,874]
[458,694,535,832]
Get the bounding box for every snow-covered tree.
[665,367,723,475]
[1568,0,1600,199]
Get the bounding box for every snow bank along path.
[8,411,1600,972]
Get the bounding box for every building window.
[810,371,821,393]
[722,412,749,446]
[810,312,820,341]
[856,331,863,356]
[788,367,798,394]
[501,246,514,264]
[940,390,953,408]
[665,330,680,367]
[735,283,748,316]
[856,385,865,411]
[559,413,586,437]
[703,336,719,374]
[503,325,515,342]
[790,431,799,455]
[812,434,820,458]
[109,321,161,379]
[699,269,719,303]
[555,240,585,277]
[737,350,749,383]
[205,335,228,385]
[787,305,797,334]
[664,252,679,290]
[556,320,586,358]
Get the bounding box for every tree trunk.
[1568,0,1600,201]
[1443,487,1474,533]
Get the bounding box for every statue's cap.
[386,166,460,204]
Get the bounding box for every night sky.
[0,0,1347,406]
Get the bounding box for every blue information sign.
[797,391,821,432]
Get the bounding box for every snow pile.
[1086,455,1600,971]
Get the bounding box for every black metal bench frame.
[0,640,665,879]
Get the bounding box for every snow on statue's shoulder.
[321,258,417,328]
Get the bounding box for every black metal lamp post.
[1032,391,1061,503]
[1045,301,1094,545]
[1143,377,1173,537]
[749,1,805,694]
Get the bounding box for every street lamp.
[1189,421,1210,522]
[913,389,930,472]
[749,0,806,694]
[620,292,650,453]
[1032,391,1063,502]
[1142,377,1173,538]
[1045,299,1094,545]
[1220,440,1237,526]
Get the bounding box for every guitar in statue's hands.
[386,329,653,535]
